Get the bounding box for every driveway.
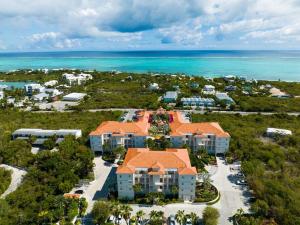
[72,157,116,224]
[129,157,251,225]
[0,164,27,198]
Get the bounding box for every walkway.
[0,164,27,198]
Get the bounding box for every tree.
[133,183,143,196]
[110,201,122,225]
[120,204,132,225]
[92,201,111,225]
[189,212,198,225]
[175,210,186,225]
[170,185,178,198]
[149,210,164,225]
[203,207,220,225]
[136,210,146,223]
[113,146,126,158]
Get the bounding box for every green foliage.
[192,113,300,225]
[202,206,220,225]
[92,201,111,225]
[0,168,12,195]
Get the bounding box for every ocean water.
[0,50,300,81]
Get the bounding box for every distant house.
[0,85,9,91]
[44,80,58,87]
[181,96,215,107]
[63,93,87,101]
[63,73,92,85]
[148,83,159,91]
[223,75,236,82]
[202,85,216,95]
[266,128,292,137]
[163,91,178,103]
[224,85,237,92]
[33,93,49,102]
[269,87,290,98]
[215,92,235,105]
[190,82,199,89]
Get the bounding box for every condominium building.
[62,73,93,85]
[89,110,230,154]
[117,148,197,201]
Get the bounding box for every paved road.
[129,157,251,225]
[0,164,27,198]
[33,108,300,116]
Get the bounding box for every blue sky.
[0,0,299,51]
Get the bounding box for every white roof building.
[202,85,216,95]
[62,73,93,85]
[148,83,159,90]
[63,93,87,101]
[266,128,292,137]
[33,93,49,102]
[12,128,82,139]
[44,80,58,87]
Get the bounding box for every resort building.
[163,91,178,103]
[90,110,230,154]
[44,80,58,87]
[62,73,93,85]
[24,83,44,96]
[202,85,215,95]
[181,97,215,107]
[117,148,197,201]
[266,128,292,137]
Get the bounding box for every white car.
[185,218,192,225]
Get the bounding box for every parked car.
[185,218,192,225]
[75,189,84,194]
[236,179,247,185]
[168,215,176,225]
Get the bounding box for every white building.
[24,83,44,96]
[117,148,197,201]
[63,93,86,101]
[12,128,82,139]
[181,97,215,107]
[33,93,49,102]
[215,92,235,105]
[62,73,93,85]
[266,128,292,137]
[90,111,230,155]
[148,83,159,91]
[44,80,58,87]
[202,85,215,95]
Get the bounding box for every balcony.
[155,182,164,186]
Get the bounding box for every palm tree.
[110,201,122,225]
[234,208,244,222]
[121,204,133,225]
[189,212,198,225]
[175,210,186,225]
[150,210,164,223]
[136,210,146,223]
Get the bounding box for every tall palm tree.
[150,210,164,223]
[136,210,146,223]
[110,201,122,225]
[121,204,133,225]
[189,212,198,225]
[175,210,186,225]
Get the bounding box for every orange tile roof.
[116,148,197,175]
[89,110,229,138]
[169,111,230,137]
[63,193,81,199]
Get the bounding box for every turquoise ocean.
[0,50,300,81]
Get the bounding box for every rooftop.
[117,148,197,175]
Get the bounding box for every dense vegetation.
[2,70,300,112]
[192,113,300,225]
[0,167,12,195]
[0,109,121,225]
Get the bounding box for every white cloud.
[29,32,80,49]
[0,0,300,49]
